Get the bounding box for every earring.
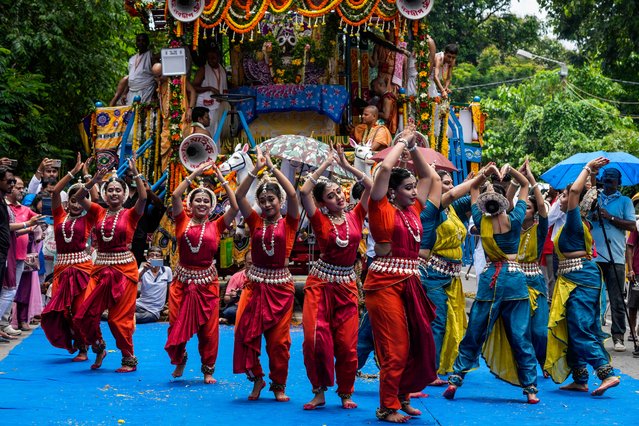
[389,191,395,203]
[320,206,329,215]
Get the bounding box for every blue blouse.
[420,196,471,251]
[472,199,526,255]
[557,207,586,253]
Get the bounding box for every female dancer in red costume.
[233,147,299,402]
[299,144,372,410]
[365,126,440,423]
[166,161,238,384]
[73,158,147,372]
[41,154,99,361]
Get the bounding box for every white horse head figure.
[219,143,256,207]
[350,138,373,177]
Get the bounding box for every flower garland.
[168,38,185,197]
[413,22,433,137]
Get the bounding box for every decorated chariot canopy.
[126,0,405,36]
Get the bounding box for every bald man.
[350,106,392,151]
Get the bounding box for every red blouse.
[175,210,227,268]
[246,211,299,268]
[53,204,100,254]
[368,196,423,259]
[93,203,142,252]
[309,202,366,266]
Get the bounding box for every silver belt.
[56,251,91,266]
[520,262,543,277]
[369,257,419,275]
[484,260,523,274]
[94,251,135,265]
[421,254,461,277]
[247,266,293,285]
[309,258,356,284]
[175,262,217,285]
[557,257,585,275]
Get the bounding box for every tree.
[0,0,143,174]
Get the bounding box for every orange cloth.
[75,260,139,356]
[302,275,359,394]
[352,124,392,150]
[233,279,294,386]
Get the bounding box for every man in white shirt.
[136,247,172,323]
[193,45,228,138]
[127,33,156,105]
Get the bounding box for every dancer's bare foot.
[409,391,428,398]
[248,379,265,400]
[543,371,550,379]
[72,351,88,362]
[274,390,290,402]
[91,351,107,370]
[592,376,620,396]
[303,391,325,410]
[384,412,411,423]
[172,364,186,378]
[400,402,421,416]
[203,373,217,384]
[341,396,357,409]
[115,365,136,373]
[443,384,457,400]
[560,382,589,392]
[430,377,448,386]
[526,393,540,404]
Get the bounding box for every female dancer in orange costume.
[365,126,440,423]
[233,147,300,402]
[73,159,147,372]
[166,161,238,384]
[299,144,372,410]
[41,154,98,361]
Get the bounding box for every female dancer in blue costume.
[516,161,548,368]
[418,170,475,385]
[443,163,540,404]
[544,156,620,395]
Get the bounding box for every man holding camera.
[588,168,636,351]
[28,158,61,195]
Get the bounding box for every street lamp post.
[516,49,568,79]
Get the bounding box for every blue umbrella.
[541,151,639,189]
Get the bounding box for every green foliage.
[0,0,142,174]
[480,65,639,176]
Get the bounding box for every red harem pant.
[165,277,219,368]
[233,279,294,387]
[74,260,139,357]
[302,275,358,395]
[41,260,92,352]
[365,273,437,411]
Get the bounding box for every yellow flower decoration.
[419,70,428,77]
[421,112,430,121]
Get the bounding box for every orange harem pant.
[41,260,92,352]
[233,279,294,387]
[165,278,219,368]
[74,261,138,357]
[365,274,437,411]
[302,275,358,395]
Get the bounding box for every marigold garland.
[414,22,433,139]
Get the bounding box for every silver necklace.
[185,219,207,253]
[262,218,280,257]
[395,206,421,242]
[61,214,78,244]
[100,208,123,242]
[327,211,349,248]
[518,224,534,261]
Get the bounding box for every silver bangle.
[83,174,92,180]
[135,173,144,180]
[396,139,408,146]
[583,165,593,174]
[67,171,75,179]
[407,144,417,152]
[221,181,230,186]
[185,177,193,185]
[308,175,318,185]
[267,166,275,173]
[248,170,258,179]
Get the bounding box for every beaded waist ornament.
[484,260,523,274]
[369,257,420,275]
[56,251,92,266]
[175,262,218,285]
[247,265,293,285]
[557,257,585,275]
[309,258,356,284]
[94,251,135,265]
[520,262,543,277]
[420,254,462,277]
